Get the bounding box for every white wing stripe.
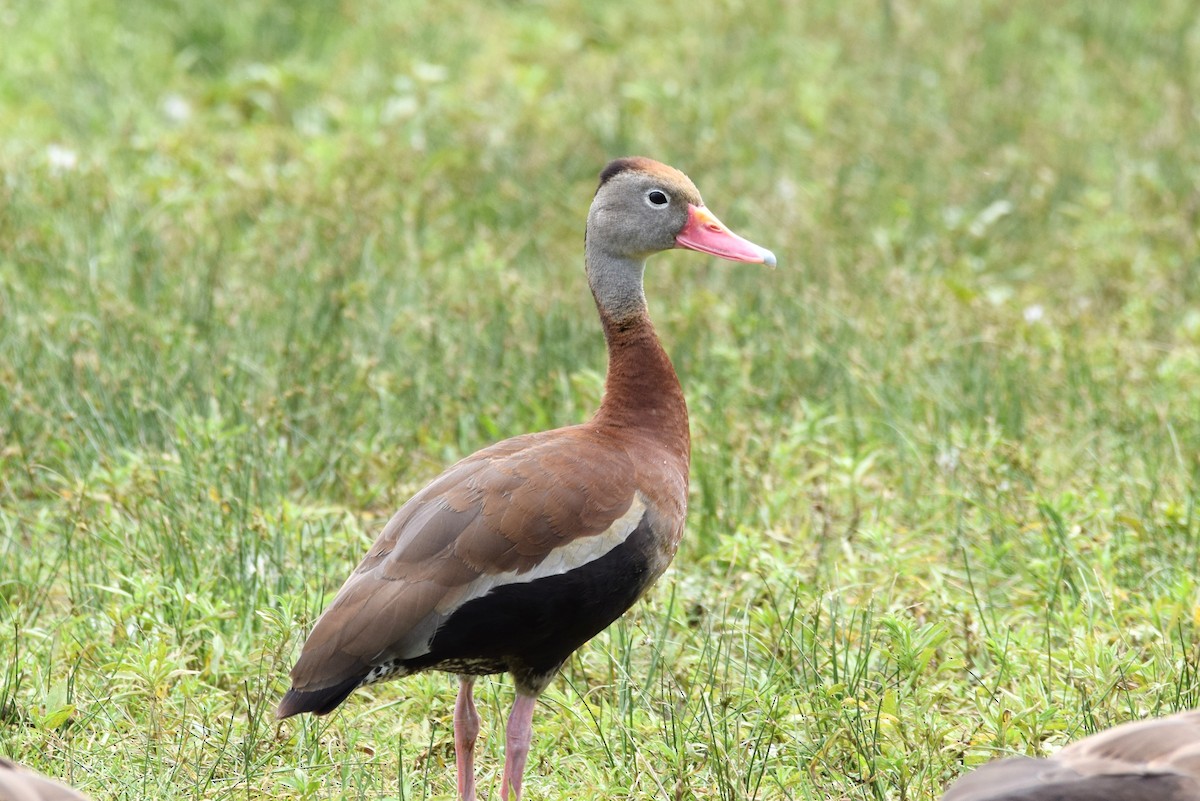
[433,494,648,615]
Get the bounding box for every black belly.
[403,514,660,693]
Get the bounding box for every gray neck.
[584,240,647,323]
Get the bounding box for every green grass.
[2,0,1199,798]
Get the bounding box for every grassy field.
[2,0,1199,798]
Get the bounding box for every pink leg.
[500,693,538,801]
[454,676,481,801]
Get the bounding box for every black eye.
[646,190,669,208]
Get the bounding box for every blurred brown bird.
[943,709,1200,801]
[0,758,93,801]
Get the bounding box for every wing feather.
[286,426,641,694]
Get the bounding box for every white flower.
[936,447,960,474]
[412,62,448,83]
[46,144,78,173]
[161,93,193,124]
[382,95,419,123]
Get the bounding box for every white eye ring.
[645,189,670,208]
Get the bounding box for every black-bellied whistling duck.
[942,710,1200,801]
[0,758,94,801]
[276,157,775,799]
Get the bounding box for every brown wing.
[282,425,640,702]
[942,711,1200,801]
[0,759,93,801]
[1057,710,1200,776]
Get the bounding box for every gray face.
[586,171,701,261]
